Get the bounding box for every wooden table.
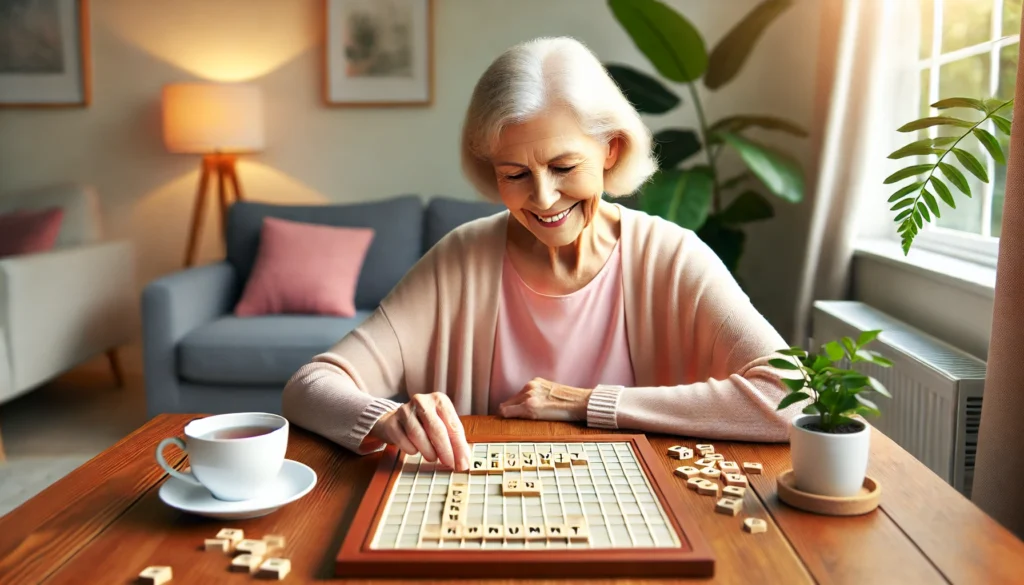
[2,415,1024,584]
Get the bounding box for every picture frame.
[322,0,433,107]
[0,0,91,108]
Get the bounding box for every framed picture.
[323,0,433,107]
[0,0,91,108]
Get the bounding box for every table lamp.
[162,83,264,267]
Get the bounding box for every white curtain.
[791,0,921,343]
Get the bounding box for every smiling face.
[492,107,620,248]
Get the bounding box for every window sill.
[853,239,996,300]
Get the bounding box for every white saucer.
[158,459,317,520]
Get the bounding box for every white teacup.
[155,412,288,501]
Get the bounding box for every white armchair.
[0,185,136,458]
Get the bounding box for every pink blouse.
[488,242,636,410]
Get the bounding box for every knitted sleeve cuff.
[587,385,624,429]
[346,396,402,454]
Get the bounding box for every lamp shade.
[162,83,264,154]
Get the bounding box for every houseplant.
[884,97,1014,253]
[606,0,807,272]
[773,331,892,497]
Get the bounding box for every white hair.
[461,37,657,201]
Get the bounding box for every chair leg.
[0,416,6,463]
[106,349,125,388]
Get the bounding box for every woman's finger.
[417,406,456,469]
[384,419,418,456]
[500,401,534,420]
[498,385,533,410]
[400,407,438,462]
[435,398,471,470]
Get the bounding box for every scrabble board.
[335,435,714,579]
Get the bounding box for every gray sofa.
[142,195,503,416]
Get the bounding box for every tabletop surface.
[1,414,1023,584]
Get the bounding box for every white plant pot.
[789,414,870,497]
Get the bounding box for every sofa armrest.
[141,261,237,414]
[0,241,136,401]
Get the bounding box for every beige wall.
[0,0,821,337]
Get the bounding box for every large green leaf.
[931,97,987,111]
[638,167,714,229]
[769,358,800,370]
[653,129,701,169]
[984,98,1013,114]
[608,0,708,82]
[993,115,1013,135]
[697,217,746,272]
[973,128,1006,164]
[717,131,804,202]
[883,164,933,184]
[783,378,807,392]
[708,115,807,138]
[717,190,775,224]
[952,148,989,183]
[605,64,682,114]
[930,177,956,208]
[887,141,944,159]
[888,181,923,202]
[704,0,793,89]
[868,376,892,398]
[922,189,941,218]
[939,163,971,195]
[897,116,975,132]
[777,391,811,410]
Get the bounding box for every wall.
[0,0,822,338]
[853,255,994,360]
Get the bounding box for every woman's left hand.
[498,378,593,422]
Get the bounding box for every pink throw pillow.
[235,217,374,317]
[0,207,64,259]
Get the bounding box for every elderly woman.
[282,37,799,471]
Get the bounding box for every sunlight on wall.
[236,161,330,205]
[102,0,318,82]
[130,161,329,286]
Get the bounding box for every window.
[913,0,1019,263]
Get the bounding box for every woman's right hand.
[369,392,471,471]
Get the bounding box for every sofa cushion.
[178,313,372,385]
[226,196,423,310]
[424,197,505,251]
[0,207,64,259]
[235,218,374,317]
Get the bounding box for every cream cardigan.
[282,206,801,454]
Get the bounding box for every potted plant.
[771,331,893,497]
[605,0,807,274]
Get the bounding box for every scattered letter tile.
[715,497,742,516]
[138,566,172,585]
[744,517,768,534]
[723,485,746,499]
[230,554,262,573]
[258,558,291,580]
[204,538,230,553]
[674,466,701,479]
[724,473,749,487]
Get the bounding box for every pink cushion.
[234,217,375,317]
[0,207,64,259]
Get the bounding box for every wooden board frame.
[335,434,715,579]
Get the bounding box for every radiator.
[810,301,986,497]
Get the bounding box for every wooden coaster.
[776,469,881,516]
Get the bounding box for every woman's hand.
[370,393,471,471]
[498,378,593,422]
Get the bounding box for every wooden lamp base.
[183,154,246,267]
